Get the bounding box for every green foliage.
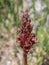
[37,26,49,55]
[18,0,22,7]
[14,13,20,27]
[0,0,22,29]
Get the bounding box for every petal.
[18,28,22,33]
[28,18,31,22]
[24,44,31,50]
[20,34,26,42]
[16,36,20,41]
[32,37,37,44]
[28,33,33,41]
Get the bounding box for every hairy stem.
[23,51,27,65]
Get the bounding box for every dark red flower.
[16,10,37,53]
[23,44,31,53]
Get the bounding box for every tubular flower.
[16,10,37,53]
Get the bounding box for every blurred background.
[0,0,49,65]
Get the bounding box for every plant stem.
[23,51,27,65]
